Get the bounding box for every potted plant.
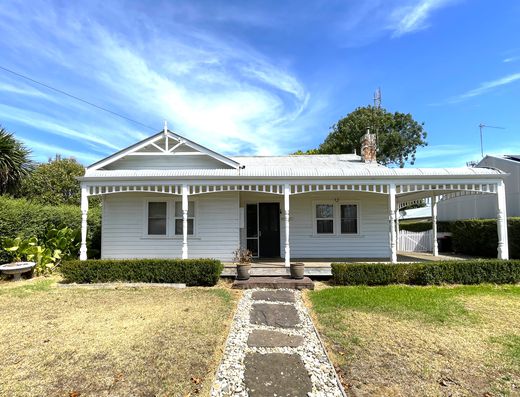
[290,262,305,279]
[233,248,252,280]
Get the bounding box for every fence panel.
[399,230,432,252]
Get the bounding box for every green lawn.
[308,284,520,396]
[0,277,238,397]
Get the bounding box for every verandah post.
[431,195,438,256]
[79,185,89,260]
[388,183,397,263]
[496,180,509,260]
[284,183,291,267]
[182,184,189,259]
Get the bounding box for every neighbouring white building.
[438,155,520,221]
[77,128,511,264]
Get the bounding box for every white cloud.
[19,138,101,164]
[448,72,520,103]
[0,1,311,157]
[390,0,457,37]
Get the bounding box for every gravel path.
[211,288,345,396]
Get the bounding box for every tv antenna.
[478,123,505,157]
[373,87,381,108]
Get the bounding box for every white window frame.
[313,201,335,235]
[143,198,170,238]
[312,200,361,237]
[173,199,198,238]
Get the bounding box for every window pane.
[341,219,358,234]
[148,218,166,235]
[341,204,357,219]
[317,219,334,234]
[316,204,333,219]
[246,204,258,237]
[175,219,194,235]
[149,202,166,218]
[175,201,194,217]
[246,239,258,256]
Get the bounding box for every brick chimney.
[361,129,377,163]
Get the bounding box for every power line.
[0,64,157,132]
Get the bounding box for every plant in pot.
[233,248,252,280]
[290,262,305,279]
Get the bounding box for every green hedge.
[61,259,223,286]
[0,196,101,262]
[399,221,452,233]
[451,218,520,259]
[332,260,520,286]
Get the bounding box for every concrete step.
[232,276,314,290]
[222,266,331,277]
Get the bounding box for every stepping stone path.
[212,288,345,396]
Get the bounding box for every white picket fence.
[398,230,433,252]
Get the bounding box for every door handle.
[258,230,262,237]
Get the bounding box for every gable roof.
[87,130,240,171]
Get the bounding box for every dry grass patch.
[0,277,239,397]
[307,285,520,397]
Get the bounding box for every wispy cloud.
[19,138,101,164]
[390,0,457,37]
[503,56,520,63]
[447,72,520,103]
[0,0,311,158]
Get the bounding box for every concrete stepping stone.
[247,329,304,348]
[244,352,312,397]
[250,303,300,328]
[251,290,296,302]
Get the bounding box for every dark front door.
[259,203,280,258]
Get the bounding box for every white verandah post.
[496,180,509,260]
[395,208,400,251]
[389,183,397,263]
[79,185,89,260]
[182,184,189,259]
[431,195,439,256]
[284,183,291,267]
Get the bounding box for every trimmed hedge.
[0,196,101,262]
[399,220,452,233]
[61,259,223,286]
[332,260,520,286]
[451,218,520,259]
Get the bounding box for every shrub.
[61,259,223,286]
[332,260,520,286]
[451,218,520,259]
[0,196,101,263]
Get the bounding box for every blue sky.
[0,0,519,167]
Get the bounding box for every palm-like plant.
[0,126,33,195]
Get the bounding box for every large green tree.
[313,106,428,167]
[20,156,85,206]
[0,126,33,195]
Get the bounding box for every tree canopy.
[19,156,85,206]
[0,126,33,195]
[299,106,428,167]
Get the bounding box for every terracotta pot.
[236,263,251,280]
[290,262,305,279]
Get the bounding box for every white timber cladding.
[239,191,390,259]
[101,192,239,261]
[438,155,520,220]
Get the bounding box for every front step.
[232,276,314,290]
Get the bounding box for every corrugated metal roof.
[83,155,503,179]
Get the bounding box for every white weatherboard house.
[78,128,510,265]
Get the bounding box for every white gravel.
[211,288,345,397]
